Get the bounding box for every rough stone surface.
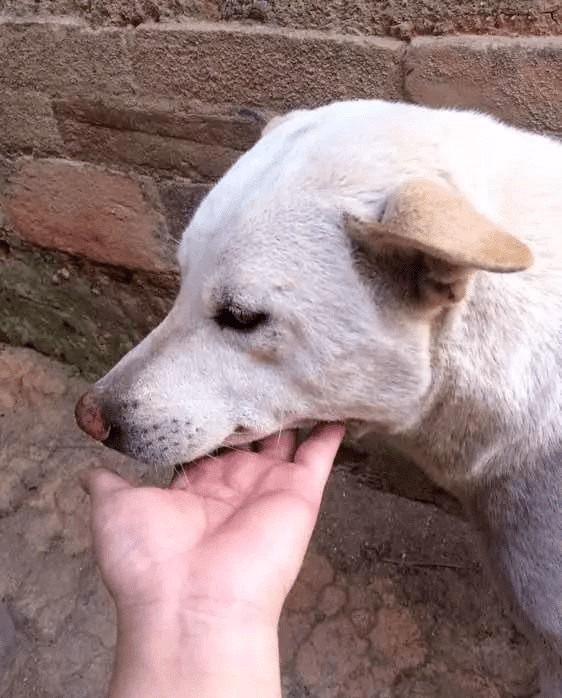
[0,230,178,379]
[53,96,265,151]
[370,607,426,672]
[1,0,218,26]
[0,603,16,664]
[0,89,63,156]
[130,22,405,109]
[5,158,174,271]
[223,0,562,37]
[0,345,154,698]
[158,179,210,240]
[1,0,560,36]
[58,119,243,180]
[0,19,134,98]
[295,616,370,691]
[405,35,562,137]
[0,345,538,697]
[318,585,347,616]
[53,96,263,179]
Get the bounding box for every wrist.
[108,603,282,698]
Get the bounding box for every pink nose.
[75,392,110,442]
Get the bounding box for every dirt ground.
[0,344,538,697]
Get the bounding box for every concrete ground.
[0,344,538,697]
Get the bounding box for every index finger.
[79,467,132,501]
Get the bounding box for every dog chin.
[220,417,318,449]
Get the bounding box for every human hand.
[82,423,344,698]
[83,423,344,627]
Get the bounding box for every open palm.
[82,424,345,627]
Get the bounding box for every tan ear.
[261,114,286,137]
[347,179,533,306]
[261,109,309,137]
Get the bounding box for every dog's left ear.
[346,179,533,308]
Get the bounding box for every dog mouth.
[221,426,269,448]
[95,411,318,468]
[221,418,317,450]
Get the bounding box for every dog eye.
[214,306,269,332]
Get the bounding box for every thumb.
[294,422,345,490]
[79,467,132,503]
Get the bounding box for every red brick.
[57,117,243,181]
[0,19,133,97]
[53,97,264,181]
[129,21,404,109]
[6,159,173,271]
[53,96,264,150]
[406,36,562,136]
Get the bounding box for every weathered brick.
[1,0,219,26]
[0,155,16,192]
[224,0,562,38]
[129,21,404,109]
[0,89,63,156]
[53,96,265,150]
[158,179,210,241]
[406,36,562,136]
[5,159,174,271]
[0,232,179,378]
[58,119,241,180]
[53,96,262,180]
[0,19,134,97]
[0,603,16,664]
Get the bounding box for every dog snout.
[75,392,111,442]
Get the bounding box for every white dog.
[76,100,562,694]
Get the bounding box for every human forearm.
[107,606,282,698]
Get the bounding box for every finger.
[180,452,223,488]
[254,429,298,460]
[79,467,132,502]
[294,422,345,485]
[169,462,195,490]
[235,443,253,451]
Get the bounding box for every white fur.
[90,100,562,691]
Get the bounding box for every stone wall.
[3,0,562,35]
[0,11,559,696]
[0,7,561,378]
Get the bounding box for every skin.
[81,423,345,698]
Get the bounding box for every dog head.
[75,101,532,467]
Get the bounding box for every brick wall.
[0,9,561,376]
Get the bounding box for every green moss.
[0,231,179,380]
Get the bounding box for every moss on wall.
[0,229,178,381]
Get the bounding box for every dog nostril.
[103,424,122,450]
[75,392,110,442]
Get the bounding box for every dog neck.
[385,270,561,494]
